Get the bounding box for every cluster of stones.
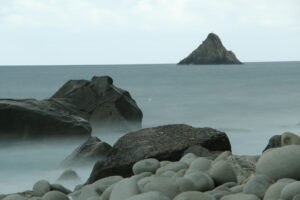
[3,131,300,200]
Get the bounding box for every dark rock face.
[0,99,91,140]
[262,135,281,152]
[178,33,242,65]
[0,76,143,140]
[51,76,143,132]
[60,136,112,168]
[86,124,231,184]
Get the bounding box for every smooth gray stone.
[110,177,139,200]
[87,197,102,200]
[264,181,289,200]
[256,145,300,180]
[92,176,123,194]
[175,177,197,192]
[174,191,214,200]
[42,191,69,200]
[280,181,300,200]
[156,161,188,175]
[186,157,212,173]
[184,170,215,191]
[180,153,197,166]
[230,185,244,193]
[33,180,51,197]
[133,158,160,175]
[221,193,260,200]
[3,195,26,200]
[124,191,170,200]
[138,176,180,199]
[50,184,72,194]
[69,184,99,200]
[206,190,232,200]
[243,175,273,198]
[209,160,237,185]
[281,132,300,146]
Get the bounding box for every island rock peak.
[178,33,242,65]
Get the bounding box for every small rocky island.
[178,33,242,65]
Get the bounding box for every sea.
[1,62,300,193]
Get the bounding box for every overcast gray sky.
[0,0,299,65]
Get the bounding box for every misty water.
[1,62,300,194]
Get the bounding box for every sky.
[0,0,299,65]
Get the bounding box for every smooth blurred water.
[1,62,300,193]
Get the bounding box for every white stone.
[138,176,180,198]
[156,161,188,175]
[180,153,197,166]
[186,157,212,174]
[256,145,300,181]
[281,132,300,146]
[209,160,237,185]
[280,181,300,200]
[264,181,290,200]
[132,158,160,175]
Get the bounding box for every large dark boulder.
[0,98,91,140]
[60,136,112,168]
[178,33,242,65]
[0,76,143,140]
[86,124,231,184]
[51,76,143,132]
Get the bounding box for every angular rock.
[51,76,143,132]
[0,76,143,140]
[87,124,231,183]
[178,33,242,65]
[60,137,112,168]
[0,99,91,140]
[256,145,300,181]
[263,135,282,152]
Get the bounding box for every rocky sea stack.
[0,76,143,140]
[178,33,242,65]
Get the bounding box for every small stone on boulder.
[33,180,51,197]
[132,158,160,175]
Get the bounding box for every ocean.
[1,62,300,193]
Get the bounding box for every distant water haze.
[1,62,300,193]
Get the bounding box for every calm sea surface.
[1,62,300,193]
